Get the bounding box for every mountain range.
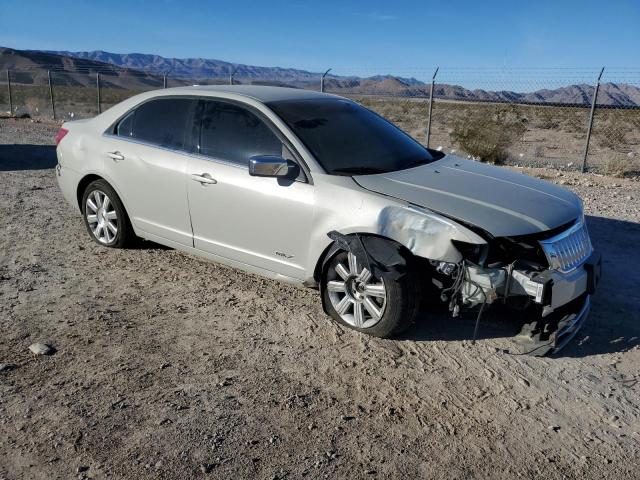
[1,47,638,107]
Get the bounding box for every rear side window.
[198,100,282,166]
[116,111,134,137]
[115,98,194,150]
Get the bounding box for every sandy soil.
[1,117,639,479]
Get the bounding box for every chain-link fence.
[1,65,638,175]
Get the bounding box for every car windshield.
[267,98,434,175]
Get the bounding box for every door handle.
[107,151,125,161]
[191,173,217,185]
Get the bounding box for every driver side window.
[198,100,282,166]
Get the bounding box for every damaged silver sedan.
[55,85,601,355]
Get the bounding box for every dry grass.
[603,156,640,178]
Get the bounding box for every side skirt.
[137,230,308,288]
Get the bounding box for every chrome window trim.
[103,94,313,185]
[102,132,194,157]
[194,97,311,184]
[102,132,312,181]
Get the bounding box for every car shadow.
[128,239,172,251]
[400,215,640,358]
[0,144,58,171]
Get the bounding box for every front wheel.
[322,250,419,338]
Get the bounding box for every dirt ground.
[1,117,639,480]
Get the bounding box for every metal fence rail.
[0,65,638,176]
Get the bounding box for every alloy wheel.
[86,190,118,245]
[327,252,387,328]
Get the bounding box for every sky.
[1,0,638,77]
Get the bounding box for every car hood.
[353,155,582,237]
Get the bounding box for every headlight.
[451,240,488,265]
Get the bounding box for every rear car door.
[102,97,196,246]
[186,99,314,279]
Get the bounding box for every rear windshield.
[267,98,434,175]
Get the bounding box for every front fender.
[377,205,486,263]
[307,205,487,286]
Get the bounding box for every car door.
[187,99,314,279]
[102,97,196,246]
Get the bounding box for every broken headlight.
[451,240,488,265]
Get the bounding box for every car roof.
[157,85,335,103]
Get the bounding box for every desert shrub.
[450,107,526,164]
[603,156,640,178]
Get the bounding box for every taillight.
[55,127,69,146]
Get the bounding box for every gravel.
[1,117,640,479]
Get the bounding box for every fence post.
[96,72,101,114]
[229,65,239,85]
[163,74,167,89]
[320,68,332,92]
[426,66,439,148]
[6,69,12,115]
[48,70,56,120]
[581,67,604,173]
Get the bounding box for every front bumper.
[552,294,591,353]
[462,250,601,355]
[538,251,601,311]
[515,251,601,355]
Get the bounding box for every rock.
[0,363,15,372]
[76,465,89,473]
[200,464,214,473]
[548,425,561,432]
[29,343,54,355]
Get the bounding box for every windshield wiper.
[332,166,386,175]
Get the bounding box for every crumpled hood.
[354,155,582,237]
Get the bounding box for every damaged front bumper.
[462,251,602,355]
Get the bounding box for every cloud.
[364,12,398,21]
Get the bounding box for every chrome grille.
[539,219,593,273]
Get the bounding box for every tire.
[81,179,133,248]
[321,249,420,338]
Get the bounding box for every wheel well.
[76,174,103,211]
[312,233,418,284]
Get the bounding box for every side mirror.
[248,155,290,177]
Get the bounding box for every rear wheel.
[81,179,133,248]
[322,250,419,338]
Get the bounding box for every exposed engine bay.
[425,218,601,356]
